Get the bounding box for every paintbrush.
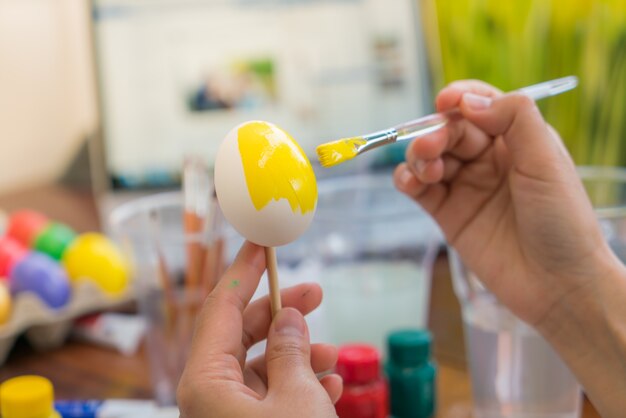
[149,210,177,333]
[183,157,212,292]
[316,76,579,168]
[199,188,226,298]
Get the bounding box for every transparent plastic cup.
[579,166,626,264]
[109,192,224,406]
[449,248,581,418]
[312,172,441,353]
[449,166,626,418]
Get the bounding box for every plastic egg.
[0,281,11,324]
[33,222,76,260]
[62,233,129,295]
[215,121,318,247]
[0,237,28,278]
[6,210,49,247]
[11,252,72,309]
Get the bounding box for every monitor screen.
[92,0,430,189]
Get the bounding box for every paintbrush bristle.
[316,137,367,168]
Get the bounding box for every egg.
[62,233,129,295]
[215,121,317,247]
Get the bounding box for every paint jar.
[335,344,388,418]
[0,375,61,418]
[312,172,440,352]
[385,329,436,418]
[109,192,225,406]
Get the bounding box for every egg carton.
[0,281,133,365]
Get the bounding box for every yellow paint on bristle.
[316,137,366,168]
[238,121,317,214]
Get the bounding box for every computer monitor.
[91,0,431,193]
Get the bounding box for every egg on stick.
[214,121,318,317]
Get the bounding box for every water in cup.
[464,295,581,418]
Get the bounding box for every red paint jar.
[335,344,389,418]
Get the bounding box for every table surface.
[0,185,601,417]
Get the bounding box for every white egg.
[214,121,318,247]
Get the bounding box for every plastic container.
[0,375,61,418]
[313,173,441,352]
[385,329,436,418]
[335,344,388,418]
[109,192,224,406]
[450,251,582,418]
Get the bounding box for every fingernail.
[399,167,414,187]
[274,307,305,337]
[463,93,492,110]
[415,160,427,174]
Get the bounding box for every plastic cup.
[312,172,440,352]
[449,166,626,418]
[109,192,224,406]
[579,166,626,263]
[449,248,582,418]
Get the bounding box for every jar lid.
[336,344,381,384]
[387,329,431,367]
[0,375,55,418]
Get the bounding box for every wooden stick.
[264,246,281,318]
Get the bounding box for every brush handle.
[265,246,281,318]
[394,109,462,142]
[391,75,579,144]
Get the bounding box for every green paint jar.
[385,329,436,418]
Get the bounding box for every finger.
[394,162,450,217]
[320,374,343,404]
[426,82,503,162]
[406,127,449,161]
[442,155,463,182]
[189,241,265,361]
[406,80,503,167]
[437,80,503,111]
[245,343,338,395]
[405,158,444,184]
[265,308,318,395]
[459,92,565,180]
[242,283,322,350]
[394,163,427,199]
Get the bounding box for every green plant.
[421,0,626,166]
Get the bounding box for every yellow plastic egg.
[62,233,129,295]
[215,121,318,247]
[0,281,11,325]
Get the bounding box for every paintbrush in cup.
[199,188,226,298]
[316,76,579,168]
[183,157,212,293]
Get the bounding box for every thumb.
[265,307,317,395]
[460,91,568,179]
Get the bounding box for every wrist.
[538,248,623,348]
[536,248,626,415]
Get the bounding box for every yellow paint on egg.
[238,121,317,214]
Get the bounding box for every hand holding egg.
[214,121,318,315]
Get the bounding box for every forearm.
[539,252,626,418]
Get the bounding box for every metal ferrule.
[358,129,398,154]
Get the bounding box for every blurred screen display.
[93,0,428,189]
